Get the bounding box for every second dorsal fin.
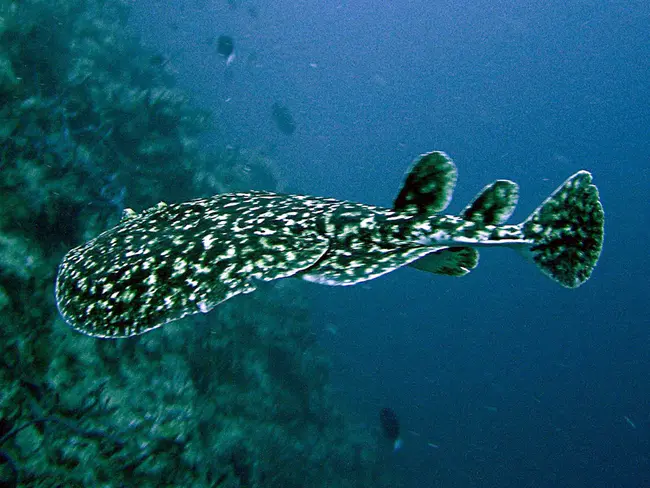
[393,151,457,216]
[461,180,518,225]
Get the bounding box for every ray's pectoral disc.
[56,192,330,338]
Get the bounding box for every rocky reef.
[0,0,394,485]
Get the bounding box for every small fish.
[379,407,402,451]
[324,324,338,336]
[623,416,637,429]
[55,151,604,338]
[217,35,236,65]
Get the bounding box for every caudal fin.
[519,171,604,288]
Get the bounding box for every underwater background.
[1,0,648,486]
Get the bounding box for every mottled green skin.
[393,151,457,215]
[521,170,604,288]
[461,180,519,225]
[56,192,333,338]
[56,152,604,338]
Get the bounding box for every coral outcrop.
[0,0,392,486]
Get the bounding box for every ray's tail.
[518,171,604,288]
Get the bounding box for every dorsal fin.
[461,180,518,225]
[409,247,479,276]
[393,151,457,215]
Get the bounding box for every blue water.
[131,1,649,486]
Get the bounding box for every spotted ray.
[56,151,604,338]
